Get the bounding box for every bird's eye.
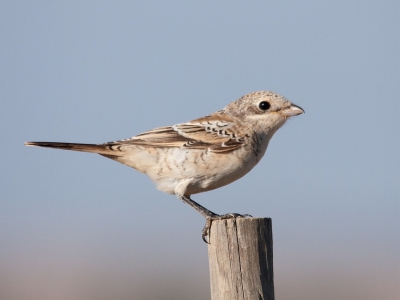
[258,101,270,111]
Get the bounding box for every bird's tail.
[24,141,122,156]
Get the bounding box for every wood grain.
[208,218,274,300]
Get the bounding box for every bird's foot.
[202,213,252,244]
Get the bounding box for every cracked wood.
[207,218,274,300]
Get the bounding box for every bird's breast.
[114,136,271,195]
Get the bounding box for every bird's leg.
[178,195,218,218]
[178,195,252,243]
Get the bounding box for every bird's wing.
[110,114,247,153]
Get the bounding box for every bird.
[25,91,304,242]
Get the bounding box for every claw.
[202,217,212,243]
[201,213,252,244]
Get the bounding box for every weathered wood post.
[207,218,274,300]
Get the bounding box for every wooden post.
[207,218,274,300]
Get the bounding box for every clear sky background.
[1,1,399,300]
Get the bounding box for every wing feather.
[105,114,246,152]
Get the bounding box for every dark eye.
[258,101,270,111]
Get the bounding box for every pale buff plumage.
[25,91,304,241]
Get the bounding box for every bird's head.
[224,91,304,132]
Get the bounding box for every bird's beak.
[281,104,305,116]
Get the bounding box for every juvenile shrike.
[26,91,304,242]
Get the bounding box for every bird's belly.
[107,142,268,195]
[149,145,263,195]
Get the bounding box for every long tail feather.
[24,141,121,156]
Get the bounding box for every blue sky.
[1,2,399,299]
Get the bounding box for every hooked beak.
[281,104,305,117]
